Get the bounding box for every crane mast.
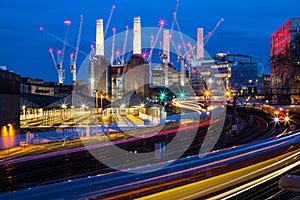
[204,18,224,46]
[70,15,84,83]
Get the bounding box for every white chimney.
[163,30,170,86]
[133,16,142,55]
[197,28,204,59]
[163,30,170,63]
[96,19,104,56]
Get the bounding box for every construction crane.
[173,12,189,59]
[204,18,224,46]
[110,28,116,65]
[147,19,166,62]
[104,5,116,37]
[170,0,180,35]
[89,43,96,61]
[48,48,65,84]
[48,20,71,85]
[70,15,84,83]
[121,25,129,65]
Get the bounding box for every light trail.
[137,150,300,200]
[217,151,300,199]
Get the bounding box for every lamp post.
[100,93,103,114]
[22,105,26,120]
[205,90,210,102]
[95,90,99,114]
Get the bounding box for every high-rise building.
[191,53,263,96]
[151,64,180,87]
[192,58,230,96]
[225,54,263,94]
[271,18,300,92]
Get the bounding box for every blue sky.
[0,0,300,83]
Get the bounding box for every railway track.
[0,107,279,193]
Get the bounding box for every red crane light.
[39,27,44,31]
[159,19,166,27]
[49,48,53,53]
[57,50,62,55]
[64,20,71,25]
[142,51,148,59]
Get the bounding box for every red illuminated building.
[271,18,300,92]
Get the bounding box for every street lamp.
[225,90,231,98]
[100,93,104,114]
[22,105,26,120]
[94,90,99,114]
[204,90,210,101]
[179,91,186,99]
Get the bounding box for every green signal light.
[179,92,186,98]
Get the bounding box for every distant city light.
[179,91,186,98]
[274,117,280,123]
[284,116,290,123]
[159,91,167,100]
[61,104,67,109]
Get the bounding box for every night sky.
[1,0,300,83]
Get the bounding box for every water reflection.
[0,125,20,149]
